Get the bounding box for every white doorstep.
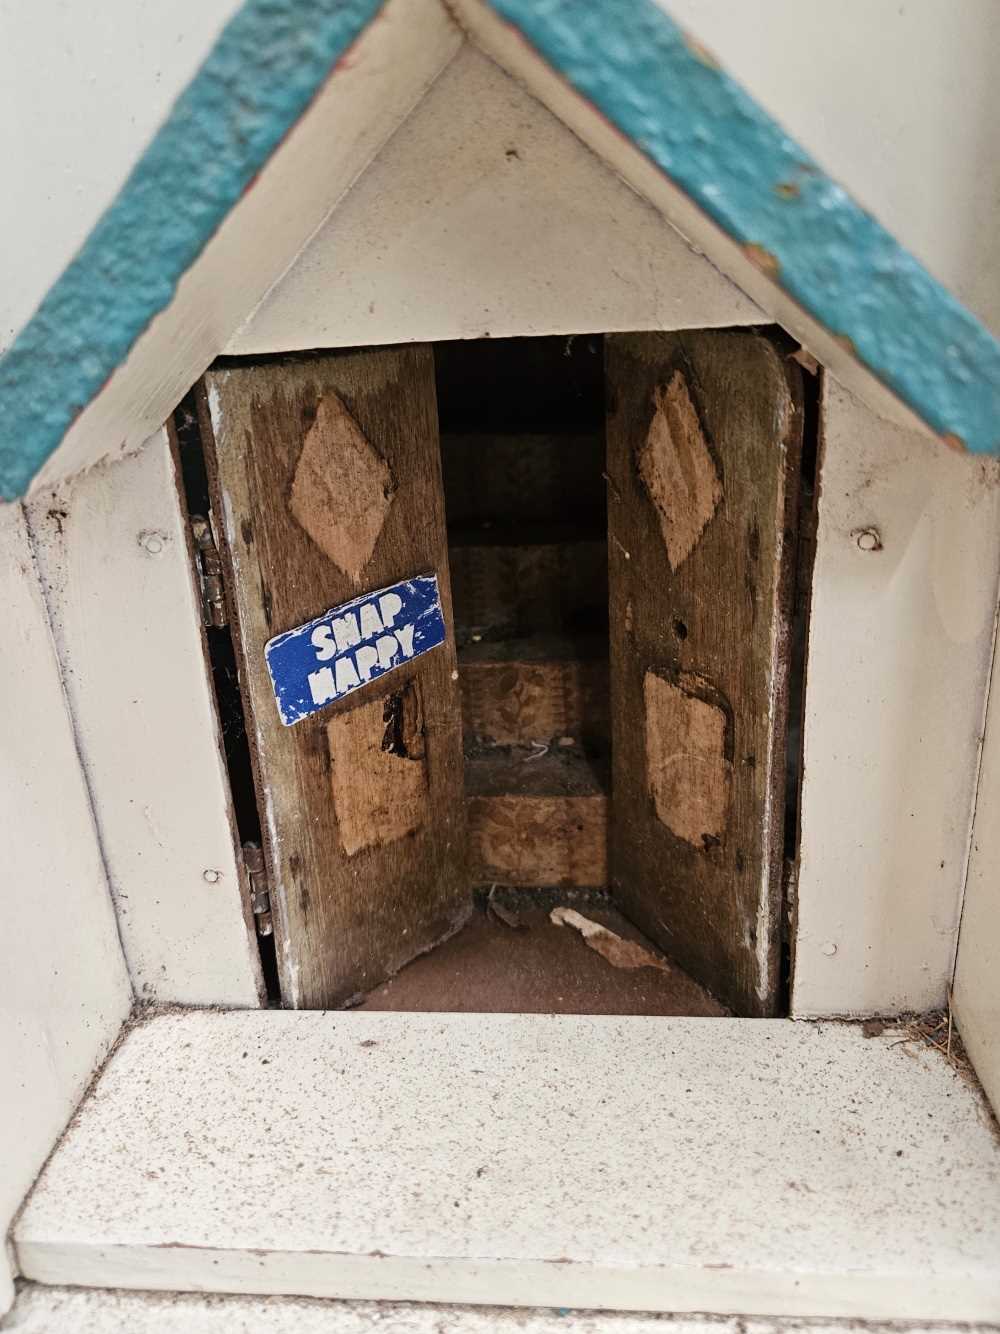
[14,1012,1000,1322]
[7,1287,1000,1334]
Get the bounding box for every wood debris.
[550,906,670,973]
[487,886,526,931]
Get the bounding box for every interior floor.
[358,894,726,1016]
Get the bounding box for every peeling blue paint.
[2,0,999,499]
[486,0,1000,455]
[0,0,382,500]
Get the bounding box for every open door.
[605,331,803,1016]
[200,346,467,1008]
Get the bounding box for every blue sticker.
[264,575,446,726]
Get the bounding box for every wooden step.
[467,791,607,887]
[441,431,605,529]
[448,531,607,641]
[15,1011,1000,1319]
[466,748,606,887]
[460,636,609,747]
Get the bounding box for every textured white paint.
[793,380,1000,1017]
[16,1011,1000,1320]
[21,0,996,487]
[659,0,1000,337]
[25,430,262,1006]
[31,0,463,491]
[7,1288,1000,1334]
[954,619,1000,1116]
[447,0,933,443]
[8,0,1000,486]
[0,503,132,1313]
[228,44,760,354]
[7,0,999,356]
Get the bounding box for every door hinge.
[242,842,273,937]
[191,515,228,628]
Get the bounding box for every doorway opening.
[194,328,803,1018]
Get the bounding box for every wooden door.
[200,346,467,1008]
[605,331,802,1016]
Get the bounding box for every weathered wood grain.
[643,669,731,850]
[606,331,802,1016]
[467,795,607,887]
[449,535,607,640]
[460,643,609,747]
[637,371,722,571]
[441,432,604,529]
[466,749,607,887]
[200,347,468,1008]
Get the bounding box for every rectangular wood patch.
[327,682,429,858]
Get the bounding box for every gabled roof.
[1,0,998,500]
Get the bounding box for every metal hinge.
[191,515,228,628]
[242,842,273,938]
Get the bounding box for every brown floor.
[358,898,727,1016]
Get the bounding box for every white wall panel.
[0,0,241,354]
[793,381,1000,1017]
[0,503,132,1312]
[953,630,1000,1115]
[661,0,1000,335]
[27,431,263,1006]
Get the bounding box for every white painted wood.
[227,44,760,354]
[16,1011,1000,1321]
[26,430,262,1006]
[659,0,1000,337]
[7,1288,998,1334]
[0,503,132,1314]
[31,0,463,491]
[30,0,995,487]
[447,0,936,443]
[0,0,242,355]
[954,621,1000,1116]
[8,0,1000,358]
[793,380,1000,1017]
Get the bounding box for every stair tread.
[464,745,607,797]
[458,633,608,664]
[15,1012,1000,1320]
